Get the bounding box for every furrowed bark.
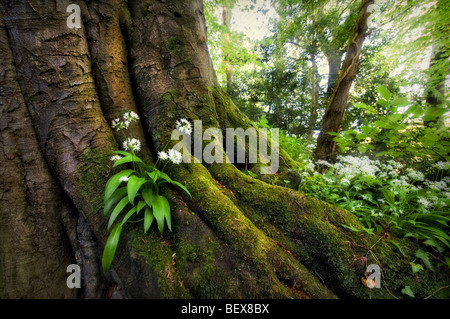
[1,1,166,298]
[0,12,76,298]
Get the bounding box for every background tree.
[314,0,374,161]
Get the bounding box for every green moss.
[207,163,450,298]
[166,37,182,55]
[78,147,116,214]
[140,7,149,18]
[167,161,336,298]
[130,228,191,298]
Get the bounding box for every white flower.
[340,178,351,186]
[433,161,450,170]
[362,194,371,201]
[305,160,315,171]
[426,180,447,191]
[392,179,409,187]
[323,176,334,184]
[168,148,183,164]
[158,151,169,160]
[128,111,140,120]
[112,118,120,130]
[119,176,129,183]
[317,159,332,167]
[406,168,425,181]
[110,155,123,162]
[176,118,192,135]
[123,138,141,152]
[123,120,131,129]
[417,197,431,208]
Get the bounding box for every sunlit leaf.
[104,169,134,203]
[102,224,122,272]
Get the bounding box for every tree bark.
[325,51,342,100]
[314,0,373,162]
[222,4,233,94]
[0,0,448,299]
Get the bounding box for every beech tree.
[315,0,373,161]
[0,0,448,299]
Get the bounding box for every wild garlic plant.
[102,113,191,271]
[299,156,450,255]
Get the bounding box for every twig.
[424,285,450,299]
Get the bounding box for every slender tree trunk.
[0,0,448,299]
[325,51,342,100]
[314,0,374,162]
[307,55,320,137]
[424,45,447,127]
[223,4,233,94]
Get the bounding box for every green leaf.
[410,262,424,273]
[114,150,133,157]
[157,170,173,183]
[127,175,147,205]
[147,170,160,182]
[121,206,138,226]
[387,240,406,256]
[136,200,146,214]
[144,206,154,234]
[391,97,410,107]
[405,104,423,116]
[340,224,360,232]
[377,85,391,100]
[422,239,444,253]
[423,107,446,122]
[377,98,389,108]
[103,187,127,216]
[401,286,415,298]
[387,113,403,123]
[108,196,130,230]
[141,184,154,208]
[445,256,450,268]
[375,151,388,158]
[415,249,434,271]
[113,153,144,167]
[102,224,122,272]
[381,188,395,206]
[152,194,171,233]
[170,180,192,198]
[104,170,134,204]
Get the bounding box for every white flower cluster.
[111,111,140,131]
[158,149,183,165]
[119,176,129,183]
[110,155,122,162]
[334,155,380,179]
[433,161,450,170]
[123,138,141,152]
[176,118,192,135]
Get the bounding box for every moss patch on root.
[206,162,450,299]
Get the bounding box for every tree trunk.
[307,55,320,137]
[314,0,373,162]
[222,4,233,94]
[424,45,447,127]
[325,51,342,100]
[0,0,448,299]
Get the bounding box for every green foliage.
[334,86,450,165]
[298,151,450,272]
[102,114,191,271]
